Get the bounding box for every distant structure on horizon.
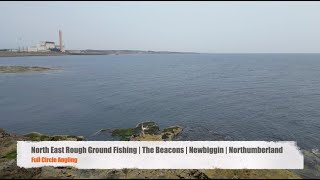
[59,30,64,52]
[25,30,65,52]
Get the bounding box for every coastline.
[1,122,319,179]
[0,51,67,58]
[0,51,198,58]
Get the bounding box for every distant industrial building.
[0,49,18,52]
[27,30,65,52]
[28,41,57,52]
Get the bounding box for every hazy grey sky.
[1,1,320,53]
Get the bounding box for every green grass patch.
[4,152,17,159]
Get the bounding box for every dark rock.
[0,129,11,138]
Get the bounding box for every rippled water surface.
[0,54,319,149]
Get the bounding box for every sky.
[1,1,320,53]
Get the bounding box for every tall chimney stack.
[59,30,65,52]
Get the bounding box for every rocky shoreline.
[0,66,52,73]
[1,122,319,179]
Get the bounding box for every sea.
[0,53,319,150]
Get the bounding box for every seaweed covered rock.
[111,121,161,141]
[0,128,11,138]
[135,121,161,135]
[110,121,182,141]
[24,132,84,141]
[162,126,183,141]
[203,169,301,179]
[112,128,139,137]
[292,150,320,179]
[0,125,311,179]
[0,127,308,179]
[0,66,52,73]
[0,129,25,160]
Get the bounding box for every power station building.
[28,41,56,52]
[27,30,65,52]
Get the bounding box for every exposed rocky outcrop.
[23,132,84,141]
[0,123,316,179]
[0,66,52,73]
[109,121,182,141]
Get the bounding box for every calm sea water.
[0,54,319,150]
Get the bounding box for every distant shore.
[0,50,197,58]
[0,51,67,57]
